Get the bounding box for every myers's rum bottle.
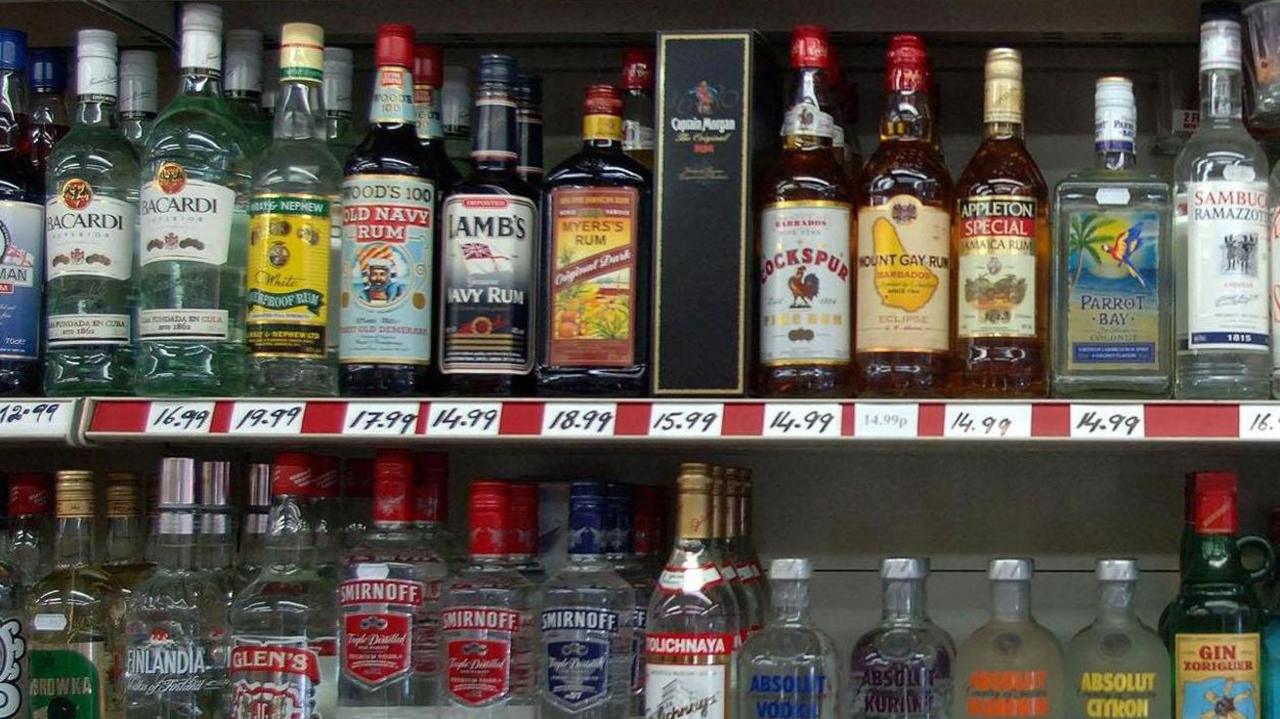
[950,48,1049,397]
[755,25,855,397]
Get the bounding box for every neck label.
[413,84,444,140]
[369,67,415,126]
[780,102,834,139]
[1095,106,1136,154]
[180,30,221,74]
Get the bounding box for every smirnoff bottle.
[7,472,51,588]
[712,467,760,638]
[414,452,461,566]
[507,482,546,584]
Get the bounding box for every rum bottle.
[118,50,156,155]
[856,34,952,396]
[442,66,473,177]
[516,74,544,187]
[413,44,461,190]
[950,49,1050,397]
[755,25,855,397]
[25,49,68,184]
[621,48,655,169]
[224,29,271,155]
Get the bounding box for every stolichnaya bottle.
[711,467,761,639]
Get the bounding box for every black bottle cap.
[516,72,542,104]
[476,53,517,85]
[1201,0,1241,23]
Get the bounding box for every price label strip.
[854,403,918,438]
[541,403,617,437]
[762,403,842,439]
[228,401,306,435]
[943,403,1032,439]
[648,403,724,437]
[145,401,216,435]
[0,400,73,438]
[343,402,421,436]
[426,402,502,437]
[1240,404,1280,440]
[1070,404,1145,439]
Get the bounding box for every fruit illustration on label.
[871,217,939,312]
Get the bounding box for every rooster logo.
[788,266,820,308]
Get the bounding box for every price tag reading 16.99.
[146,401,215,434]
[541,403,616,437]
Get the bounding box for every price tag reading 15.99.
[229,402,306,435]
[343,402,420,436]
[1069,404,1144,439]
[541,403,617,437]
[648,403,724,437]
[762,403,841,438]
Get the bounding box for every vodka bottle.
[712,467,760,638]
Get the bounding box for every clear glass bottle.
[507,482,546,585]
[136,3,252,396]
[25,48,69,183]
[323,48,359,163]
[602,483,652,719]
[739,558,839,719]
[118,50,157,155]
[193,459,236,606]
[308,454,342,578]
[225,29,271,156]
[621,48,654,170]
[102,471,154,593]
[711,467,761,638]
[1053,76,1172,397]
[849,557,954,719]
[538,482,634,719]
[412,451,460,566]
[953,559,1063,719]
[7,471,51,588]
[1064,559,1170,719]
[442,66,473,178]
[727,468,770,618]
[234,462,271,592]
[1176,3,1272,398]
[246,22,342,395]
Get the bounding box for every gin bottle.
[1052,77,1172,397]
[1064,560,1169,719]
[538,482,635,719]
[953,559,1062,719]
[1175,1,1271,397]
[849,558,954,719]
[137,3,252,396]
[118,50,157,155]
[739,558,839,719]
[246,22,341,395]
[225,29,271,156]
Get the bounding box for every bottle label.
[855,196,950,353]
[125,626,227,699]
[440,194,537,374]
[30,641,107,719]
[547,186,640,367]
[540,607,619,711]
[643,633,733,719]
[657,564,723,593]
[956,195,1038,338]
[0,618,23,719]
[759,201,853,366]
[0,200,43,360]
[851,658,947,717]
[623,120,655,152]
[139,163,234,266]
[247,194,332,358]
[338,577,423,688]
[964,670,1051,717]
[1174,633,1259,719]
[138,308,229,341]
[583,114,623,143]
[338,174,435,365]
[1185,181,1269,352]
[412,579,444,675]
[47,314,130,347]
[45,182,133,281]
[442,607,520,706]
[1095,107,1136,154]
[414,84,445,140]
[369,67,415,126]
[229,637,320,719]
[780,102,835,139]
[1076,671,1158,719]
[1064,208,1162,369]
[748,672,831,719]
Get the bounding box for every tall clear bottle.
[7,472,51,589]
[507,482,546,585]
[118,51,157,155]
[234,462,271,591]
[246,22,341,395]
[323,48,359,162]
[726,469,770,620]
[225,30,271,156]
[137,3,252,396]
[712,468,760,638]
[442,67,472,178]
[101,472,153,593]
[602,483,651,719]
[1175,1,1271,397]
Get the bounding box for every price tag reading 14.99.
[943,404,1032,439]
[426,402,501,436]
[762,403,841,438]
[1070,404,1144,439]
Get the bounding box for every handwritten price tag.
[343,402,420,436]
[229,401,305,435]
[762,403,841,438]
[1070,404,1144,439]
[649,403,724,437]
[1240,404,1280,439]
[854,403,918,438]
[541,403,616,437]
[146,401,215,434]
[426,402,502,436]
[0,400,72,438]
[943,403,1032,439]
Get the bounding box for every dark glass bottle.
[536,85,651,396]
[515,73,544,187]
[25,48,68,184]
[339,24,447,396]
[413,44,461,191]
[620,49,654,169]
[438,54,538,396]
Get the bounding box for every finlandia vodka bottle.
[1175,3,1271,397]
[539,482,634,719]
[739,558,839,719]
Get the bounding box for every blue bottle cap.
[569,481,606,555]
[0,30,26,72]
[28,48,65,92]
[476,53,517,86]
[515,72,542,104]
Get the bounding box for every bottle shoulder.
[147,97,253,165]
[759,147,852,206]
[740,623,838,659]
[448,171,539,204]
[956,136,1048,199]
[251,139,344,195]
[543,147,652,192]
[861,138,954,202]
[346,128,449,182]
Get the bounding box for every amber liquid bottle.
[949,48,1049,397]
[754,25,855,397]
[856,35,953,396]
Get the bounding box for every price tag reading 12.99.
[943,403,1032,439]
[343,402,420,436]
[1069,404,1145,439]
[541,403,617,437]
[145,401,215,434]
[229,401,306,435]
[762,403,841,438]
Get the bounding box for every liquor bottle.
[124,458,231,719]
[262,49,280,121]
[950,49,1050,397]
[102,472,153,593]
[712,467,761,637]
[323,47,360,162]
[739,558,839,719]
[953,559,1063,719]
[536,84,652,396]
[246,22,342,395]
[621,48,655,169]
[341,457,374,548]
[442,481,538,717]
[234,462,271,591]
[1052,77,1172,397]
[308,454,342,576]
[338,450,448,718]
[25,48,68,183]
[225,29,271,155]
[442,65,473,177]
[1177,3,1271,397]
[339,23,442,396]
[508,481,546,584]
[1064,559,1170,719]
[856,34,952,396]
[849,557,954,719]
[1164,471,1270,719]
[7,472,51,588]
[137,3,253,397]
[43,29,138,396]
[193,459,236,604]
[538,481,635,719]
[27,470,126,719]
[118,50,157,155]
[0,521,23,719]
[0,29,44,395]
[515,74,544,187]
[826,52,849,175]
[413,44,462,190]
[413,451,459,563]
[439,53,538,395]
[843,78,865,175]
[755,25,855,397]
[726,468,770,621]
[632,484,665,576]
[927,61,944,159]
[645,463,740,719]
[602,483,651,719]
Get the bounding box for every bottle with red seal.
[7,471,51,586]
[413,450,460,564]
[621,47,655,169]
[413,44,461,190]
[506,481,545,584]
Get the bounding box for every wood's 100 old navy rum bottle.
[950,48,1050,397]
[536,84,652,396]
[856,34,953,396]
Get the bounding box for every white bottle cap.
[1200,19,1242,72]
[119,49,157,115]
[988,557,1033,581]
[324,47,354,114]
[75,29,117,99]
[181,3,222,33]
[225,29,263,93]
[180,3,222,72]
[769,557,811,580]
[1096,558,1139,582]
[881,557,929,580]
[1094,76,1136,152]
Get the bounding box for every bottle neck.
[1201,67,1244,122]
[883,577,928,621]
[0,70,24,150]
[105,515,147,565]
[1094,145,1136,171]
[264,494,315,568]
[1186,531,1248,585]
[582,111,624,152]
[75,95,118,129]
[472,81,518,173]
[53,516,96,568]
[984,120,1023,140]
[1097,580,1137,622]
[154,511,200,570]
[414,82,444,142]
[273,77,327,142]
[782,67,835,151]
[180,70,224,100]
[880,87,933,143]
[770,578,812,625]
[368,65,416,129]
[991,579,1032,621]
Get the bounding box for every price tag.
[762,403,841,438]
[426,402,502,436]
[541,403,617,437]
[145,401,215,434]
[343,402,420,436]
[0,400,72,438]
[1240,404,1280,439]
[943,403,1032,439]
[229,401,306,435]
[1070,404,1145,439]
[648,403,724,437]
[854,403,918,438]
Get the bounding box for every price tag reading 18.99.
[426,402,502,436]
[343,402,420,436]
[145,401,215,434]
[943,403,1032,439]
[229,401,306,435]
[648,403,724,437]
[541,403,617,437]
[762,403,841,438]
[1069,404,1145,439]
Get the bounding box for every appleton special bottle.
[856,34,952,396]
[755,25,855,397]
[950,49,1050,397]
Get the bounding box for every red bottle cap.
[344,458,375,499]
[273,452,313,497]
[508,482,539,556]
[621,47,654,91]
[414,451,448,523]
[886,34,929,93]
[373,449,414,523]
[413,44,442,87]
[583,84,623,117]
[1193,471,1238,535]
[310,455,339,498]
[8,472,50,516]
[790,25,830,70]
[469,480,510,556]
[375,23,415,68]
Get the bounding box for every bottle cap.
[8,472,50,515]
[344,456,374,499]
[28,48,65,92]
[413,44,443,87]
[182,3,222,33]
[516,73,542,105]
[988,557,1033,581]
[508,482,539,556]
[224,29,262,93]
[280,23,324,81]
[468,480,510,556]
[75,30,117,99]
[310,455,339,498]
[882,557,929,579]
[373,449,414,524]
[886,34,928,93]
[569,481,606,555]
[621,47,654,91]
[119,49,157,114]
[983,47,1023,125]
[272,452,313,497]
[476,53,517,85]
[375,23,415,69]
[676,463,712,491]
[1193,470,1238,534]
[0,29,25,72]
[245,463,272,508]
[790,25,830,70]
[770,558,812,580]
[158,457,198,506]
[55,470,95,519]
[323,47,354,114]
[1094,75,1136,153]
[1200,11,1242,71]
[583,83,623,116]
[76,29,116,62]
[1096,558,1139,582]
[414,451,448,523]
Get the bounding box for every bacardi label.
[338,577,422,688]
[139,162,235,266]
[851,655,948,717]
[956,195,1039,338]
[644,632,734,719]
[29,640,108,719]
[138,309,229,342]
[125,626,226,700]
[229,637,320,719]
[748,672,831,719]
[45,181,133,281]
[442,607,520,706]
[46,314,130,348]
[0,617,24,719]
[1186,181,1269,352]
[759,200,852,366]
[0,200,43,360]
[247,194,332,359]
[541,607,620,712]
[856,196,950,353]
[963,670,1051,718]
[1174,633,1259,719]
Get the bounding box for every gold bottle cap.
[105,471,141,518]
[676,463,712,489]
[983,47,1023,125]
[55,470,95,519]
[675,463,712,539]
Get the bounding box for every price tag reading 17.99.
[648,403,724,437]
[1069,404,1145,439]
[541,403,617,437]
[145,401,215,434]
[343,402,420,436]
[943,404,1032,439]
[762,403,841,438]
[229,402,306,435]
[426,402,502,436]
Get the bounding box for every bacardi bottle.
[323,48,359,162]
[118,50,157,155]
[515,74,543,187]
[7,472,51,588]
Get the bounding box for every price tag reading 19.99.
[343,402,420,436]
[762,403,841,438]
[1069,404,1145,439]
[426,402,502,436]
[541,403,617,437]
[145,401,215,434]
[648,403,724,437]
[943,403,1032,439]
[229,402,306,435]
